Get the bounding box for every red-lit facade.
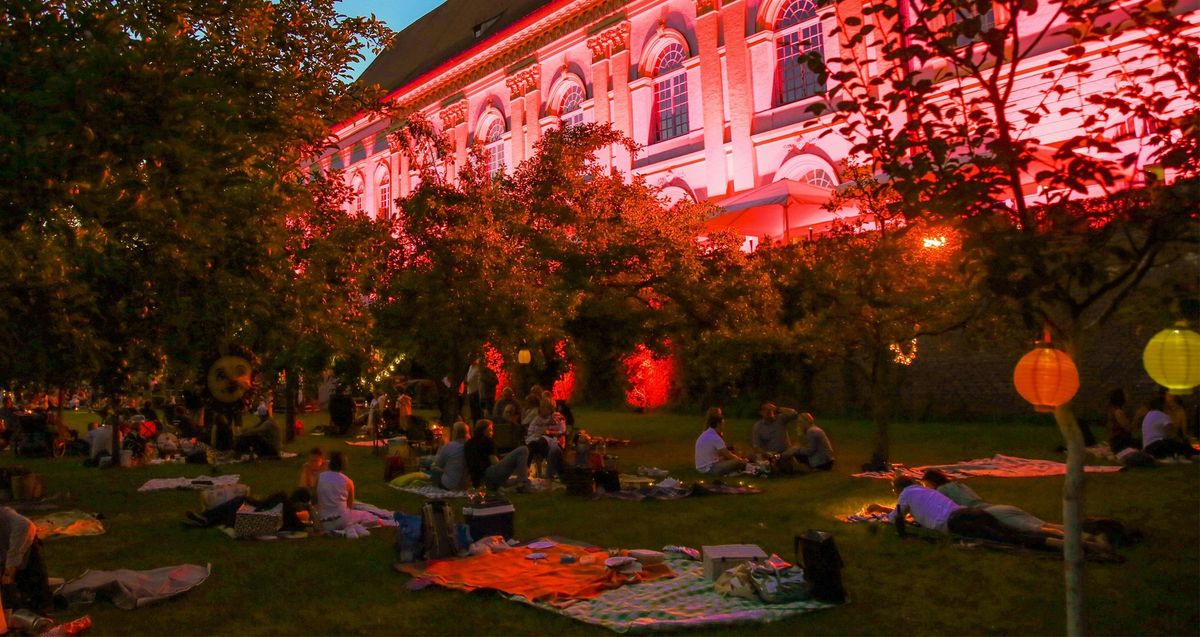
[325,0,1196,242]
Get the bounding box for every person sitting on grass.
[315,452,384,533]
[694,408,747,476]
[234,405,281,458]
[298,447,327,490]
[431,421,470,491]
[465,420,530,492]
[750,402,790,460]
[0,506,52,615]
[525,399,564,480]
[1105,388,1137,454]
[1141,391,1198,461]
[790,412,835,471]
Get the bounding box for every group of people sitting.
[83,401,284,467]
[694,403,836,477]
[1105,387,1198,461]
[429,385,576,492]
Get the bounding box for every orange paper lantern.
[517,349,532,365]
[1014,344,1079,412]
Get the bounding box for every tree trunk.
[285,368,297,444]
[1054,404,1087,637]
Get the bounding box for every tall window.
[776,0,825,105]
[349,172,365,212]
[376,168,392,220]
[652,43,689,143]
[483,119,505,176]
[559,84,585,127]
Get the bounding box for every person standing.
[465,357,484,423]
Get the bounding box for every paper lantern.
[1143,324,1200,395]
[517,349,531,365]
[1013,345,1079,412]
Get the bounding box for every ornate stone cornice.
[439,99,468,128]
[393,0,628,115]
[505,63,542,96]
[586,21,630,62]
[694,0,720,16]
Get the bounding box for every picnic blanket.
[34,510,105,539]
[397,539,674,608]
[57,563,211,610]
[137,475,241,492]
[390,483,470,499]
[522,554,836,632]
[851,455,1124,480]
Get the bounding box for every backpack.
[795,530,846,603]
[394,513,424,563]
[421,500,459,559]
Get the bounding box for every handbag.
[234,503,283,538]
[714,561,759,600]
[749,563,809,603]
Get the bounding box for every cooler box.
[701,544,767,581]
[462,498,515,541]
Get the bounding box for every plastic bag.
[714,562,759,600]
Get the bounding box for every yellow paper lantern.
[517,349,532,365]
[1143,324,1200,395]
[1014,345,1079,412]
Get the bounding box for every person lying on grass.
[920,469,1136,547]
[185,489,310,532]
[868,475,1113,555]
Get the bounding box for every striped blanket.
[851,454,1123,480]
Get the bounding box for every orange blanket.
[397,542,674,607]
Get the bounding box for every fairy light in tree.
[889,338,918,365]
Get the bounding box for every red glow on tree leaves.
[483,343,509,401]
[623,344,674,410]
[551,341,576,401]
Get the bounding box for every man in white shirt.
[883,476,1050,549]
[694,410,747,476]
[1141,392,1198,460]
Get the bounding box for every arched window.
[652,43,689,143]
[375,165,392,220]
[802,168,835,188]
[349,172,365,212]
[775,0,825,105]
[559,84,585,127]
[482,119,505,176]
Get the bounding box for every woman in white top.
[315,452,379,532]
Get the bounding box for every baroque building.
[324,0,1196,242]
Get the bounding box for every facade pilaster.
[400,150,410,197]
[588,22,631,174]
[721,0,757,191]
[439,99,468,180]
[588,49,612,169]
[525,88,541,159]
[506,64,540,165]
[695,0,730,197]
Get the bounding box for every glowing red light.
[483,343,509,401]
[623,344,674,409]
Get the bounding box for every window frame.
[774,0,826,106]
[651,43,690,144]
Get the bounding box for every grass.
[12,408,1198,636]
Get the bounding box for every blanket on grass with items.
[397,538,674,607]
[851,454,1123,480]
[521,553,836,633]
[137,475,241,492]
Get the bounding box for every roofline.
[334,0,585,136]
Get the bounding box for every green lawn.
[15,408,1199,636]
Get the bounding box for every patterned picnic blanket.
[34,510,105,539]
[137,474,241,492]
[388,483,470,499]
[397,539,674,608]
[851,454,1123,480]
[521,554,837,632]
